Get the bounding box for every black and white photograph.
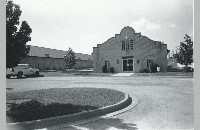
[5,0,194,130]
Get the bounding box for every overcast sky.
[13,0,193,55]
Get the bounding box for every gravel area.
[7,88,125,108]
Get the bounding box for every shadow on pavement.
[6,75,43,79]
[62,118,137,130]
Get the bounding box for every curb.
[7,94,132,130]
[58,95,139,130]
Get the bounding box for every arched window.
[126,42,129,50]
[122,41,125,50]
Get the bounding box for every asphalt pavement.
[6,76,194,130]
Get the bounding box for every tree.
[6,0,32,68]
[174,34,193,73]
[64,48,76,70]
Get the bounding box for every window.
[17,65,26,68]
[117,59,119,64]
[130,40,134,50]
[147,59,153,67]
[122,41,125,50]
[126,42,129,50]
[122,40,133,51]
[105,61,109,68]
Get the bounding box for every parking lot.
[6,75,193,130]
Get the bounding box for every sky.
[13,0,193,55]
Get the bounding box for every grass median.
[6,88,125,123]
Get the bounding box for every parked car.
[6,64,40,78]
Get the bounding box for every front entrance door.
[123,58,133,72]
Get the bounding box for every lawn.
[6,88,125,123]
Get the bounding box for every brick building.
[21,45,92,70]
[92,26,167,73]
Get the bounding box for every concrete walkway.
[111,73,134,77]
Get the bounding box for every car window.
[17,65,26,68]
[28,65,33,68]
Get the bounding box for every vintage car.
[6,64,40,78]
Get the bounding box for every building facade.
[21,45,92,70]
[93,26,167,73]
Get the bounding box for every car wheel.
[17,72,23,78]
[35,71,39,77]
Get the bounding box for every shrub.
[140,69,143,73]
[45,67,50,70]
[150,63,159,73]
[140,68,149,73]
[7,100,44,122]
[183,67,194,72]
[167,67,183,72]
[7,100,97,123]
[110,67,114,73]
[102,65,108,73]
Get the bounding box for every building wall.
[74,59,93,69]
[21,57,92,70]
[93,27,167,73]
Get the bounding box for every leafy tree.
[6,0,32,68]
[64,48,76,70]
[174,34,193,73]
[167,49,170,55]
